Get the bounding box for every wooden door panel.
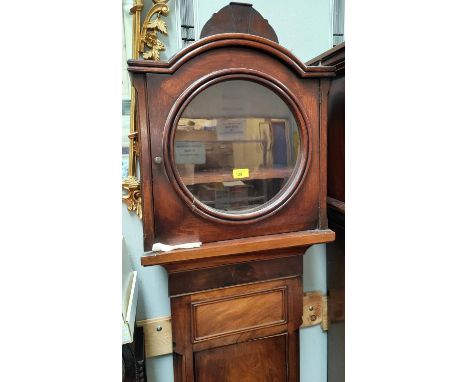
[192,287,287,341]
[169,257,303,381]
[194,335,288,382]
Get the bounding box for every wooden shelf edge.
[141,229,335,267]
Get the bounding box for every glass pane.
[174,80,300,214]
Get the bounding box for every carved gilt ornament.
[122,0,170,218]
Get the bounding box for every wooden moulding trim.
[127,33,336,78]
[132,76,156,250]
[305,42,345,67]
[306,42,345,75]
[141,229,335,267]
[327,197,345,214]
[318,79,331,229]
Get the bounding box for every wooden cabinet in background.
[307,42,345,382]
[307,43,345,211]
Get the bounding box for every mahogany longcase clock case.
[128,3,335,381]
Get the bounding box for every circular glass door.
[173,79,301,216]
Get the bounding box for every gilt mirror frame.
[122,0,170,219]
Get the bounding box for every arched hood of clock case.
[127,33,335,78]
[128,33,335,251]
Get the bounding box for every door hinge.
[301,291,328,331]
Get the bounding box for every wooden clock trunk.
[129,3,336,381]
[169,252,303,382]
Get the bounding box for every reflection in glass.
[122,100,131,179]
[174,80,300,213]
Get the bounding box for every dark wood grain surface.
[192,287,286,341]
[141,229,334,267]
[171,276,302,381]
[194,335,287,382]
[129,32,335,250]
[168,253,302,296]
[128,34,335,78]
[200,2,279,43]
[308,43,345,206]
[327,75,345,203]
[129,5,336,381]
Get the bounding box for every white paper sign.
[174,141,206,164]
[216,119,246,141]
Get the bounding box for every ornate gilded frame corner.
[122,0,170,218]
[139,0,170,60]
[122,175,143,219]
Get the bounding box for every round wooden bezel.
[163,69,311,224]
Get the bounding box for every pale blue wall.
[123,1,332,381]
[195,0,332,62]
[123,205,174,382]
[301,244,328,382]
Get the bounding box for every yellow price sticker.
[232,168,249,179]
